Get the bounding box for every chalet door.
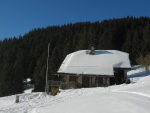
[82,76,89,87]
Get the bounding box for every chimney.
[89,46,95,55]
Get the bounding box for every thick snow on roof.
[58,50,131,75]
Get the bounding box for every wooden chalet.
[49,48,131,95]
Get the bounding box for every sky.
[0,0,150,40]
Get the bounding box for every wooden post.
[45,43,50,93]
[16,95,19,103]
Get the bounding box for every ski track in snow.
[113,91,150,98]
[0,89,92,113]
[0,83,150,113]
[0,84,150,113]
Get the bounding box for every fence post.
[16,95,19,103]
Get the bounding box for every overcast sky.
[0,0,150,40]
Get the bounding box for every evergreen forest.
[0,17,150,96]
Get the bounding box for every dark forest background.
[0,17,150,96]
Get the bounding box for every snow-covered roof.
[58,50,131,76]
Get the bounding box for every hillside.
[0,17,150,96]
[0,68,150,113]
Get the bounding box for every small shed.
[56,49,131,89]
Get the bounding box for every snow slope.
[0,68,150,113]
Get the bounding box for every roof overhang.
[56,72,114,77]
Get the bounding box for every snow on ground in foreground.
[0,69,150,113]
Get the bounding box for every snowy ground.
[0,67,150,113]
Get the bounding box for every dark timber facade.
[49,49,131,95]
[55,68,129,89]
